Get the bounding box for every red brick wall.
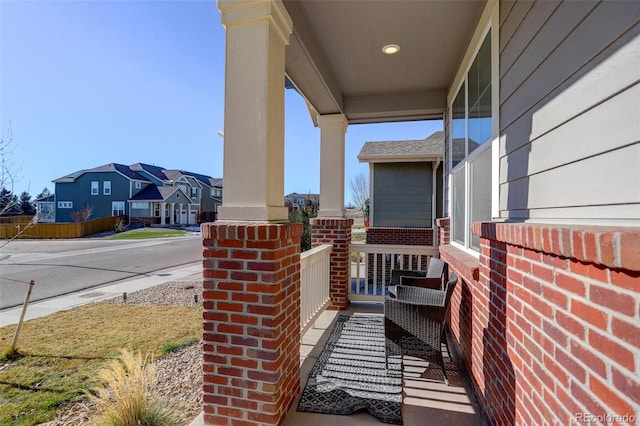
[201,222,303,425]
[438,219,640,425]
[366,226,434,246]
[311,218,352,309]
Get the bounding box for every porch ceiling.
[283,0,486,125]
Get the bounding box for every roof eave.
[358,154,444,163]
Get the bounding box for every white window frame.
[135,181,142,189]
[104,181,112,195]
[58,201,73,208]
[132,202,149,209]
[91,181,99,195]
[447,2,499,255]
[112,201,125,216]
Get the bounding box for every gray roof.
[129,185,189,202]
[358,130,444,162]
[53,163,148,183]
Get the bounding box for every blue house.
[52,163,222,224]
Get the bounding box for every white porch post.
[160,203,166,225]
[217,0,292,222]
[169,203,175,225]
[317,114,348,218]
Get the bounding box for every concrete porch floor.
[285,303,486,426]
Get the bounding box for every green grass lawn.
[0,304,201,426]
[108,228,189,240]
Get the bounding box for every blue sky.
[1,0,442,205]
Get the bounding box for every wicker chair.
[384,273,458,384]
[388,257,449,297]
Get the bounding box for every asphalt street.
[0,235,203,309]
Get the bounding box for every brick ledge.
[439,244,480,281]
[473,222,640,272]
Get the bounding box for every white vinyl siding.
[132,202,149,209]
[499,0,640,222]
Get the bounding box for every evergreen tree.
[36,187,52,199]
[288,196,318,252]
[19,191,35,215]
[0,187,13,215]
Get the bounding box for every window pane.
[470,147,492,250]
[468,31,491,156]
[452,83,466,167]
[469,85,492,149]
[452,166,465,245]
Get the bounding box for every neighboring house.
[34,194,56,223]
[284,192,319,208]
[203,2,640,426]
[52,163,222,224]
[358,130,444,278]
[358,130,444,245]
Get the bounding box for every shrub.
[90,349,180,426]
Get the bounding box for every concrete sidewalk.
[0,262,202,328]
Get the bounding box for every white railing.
[300,244,332,334]
[349,243,440,302]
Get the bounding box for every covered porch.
[201,0,640,425]
[194,242,484,425]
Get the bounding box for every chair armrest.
[390,269,426,286]
[400,276,442,290]
[395,285,446,306]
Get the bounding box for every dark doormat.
[297,314,403,424]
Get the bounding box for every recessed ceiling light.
[382,44,400,55]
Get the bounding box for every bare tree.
[1,122,22,216]
[71,204,94,222]
[0,123,37,247]
[349,172,369,216]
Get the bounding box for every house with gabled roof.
[52,162,222,225]
[358,130,444,235]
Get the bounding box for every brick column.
[201,222,303,425]
[436,217,450,246]
[311,218,353,309]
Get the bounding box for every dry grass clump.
[90,349,180,426]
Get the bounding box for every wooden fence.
[0,216,124,239]
[0,215,35,224]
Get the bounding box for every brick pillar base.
[311,218,353,309]
[201,222,303,426]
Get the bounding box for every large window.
[450,29,494,251]
[112,201,125,216]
